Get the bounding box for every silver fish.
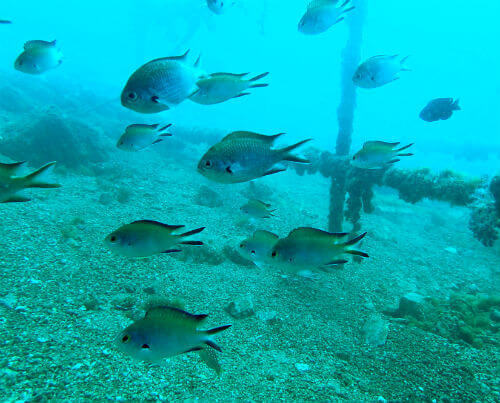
[117,123,172,152]
[353,55,410,89]
[14,40,63,75]
[198,131,311,184]
[298,0,355,35]
[121,50,204,114]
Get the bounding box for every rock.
[171,244,225,266]
[490,309,500,322]
[361,314,389,346]
[194,185,223,208]
[444,246,457,254]
[294,363,310,373]
[256,310,278,324]
[224,294,255,319]
[396,292,427,319]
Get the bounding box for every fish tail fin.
[24,162,60,188]
[180,226,205,237]
[158,123,172,132]
[249,83,268,89]
[203,324,232,352]
[280,139,312,163]
[400,55,411,71]
[395,143,413,152]
[343,232,367,247]
[198,348,222,375]
[345,250,369,258]
[343,232,368,258]
[249,72,269,82]
[194,53,201,68]
[398,153,413,157]
[452,99,461,111]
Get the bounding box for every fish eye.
[239,243,245,248]
[352,156,356,160]
[226,166,233,174]
[251,250,256,255]
[110,235,117,243]
[18,61,23,66]
[271,251,277,257]
[122,335,130,343]
[289,258,293,262]
[205,160,212,167]
[141,344,150,349]
[127,92,138,101]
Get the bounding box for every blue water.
[0,0,499,401]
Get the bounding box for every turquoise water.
[0,0,499,401]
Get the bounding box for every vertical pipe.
[328,0,366,232]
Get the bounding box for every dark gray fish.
[0,20,12,24]
[419,98,460,122]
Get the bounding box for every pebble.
[444,246,457,254]
[294,363,310,373]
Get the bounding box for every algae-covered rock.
[224,294,255,319]
[395,292,427,320]
[194,185,223,208]
[0,111,111,170]
[170,244,225,266]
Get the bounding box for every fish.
[353,55,410,89]
[117,123,172,152]
[0,161,60,203]
[189,72,269,105]
[116,305,231,366]
[419,98,461,122]
[351,141,414,169]
[238,230,279,266]
[104,220,205,258]
[298,0,355,35]
[270,227,368,270]
[240,199,275,219]
[206,0,236,14]
[0,20,12,24]
[14,40,63,75]
[121,50,205,114]
[198,131,311,184]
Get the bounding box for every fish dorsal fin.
[126,124,157,132]
[363,141,400,150]
[0,161,26,177]
[210,72,249,78]
[24,40,56,50]
[130,220,185,232]
[308,0,338,9]
[249,199,271,208]
[145,306,208,329]
[287,227,349,240]
[253,230,279,242]
[221,131,285,143]
[149,50,190,65]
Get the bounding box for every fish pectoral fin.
[151,96,170,107]
[183,347,204,353]
[162,249,182,253]
[262,167,286,177]
[2,195,31,203]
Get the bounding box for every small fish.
[14,40,63,75]
[419,98,461,122]
[353,55,410,89]
[0,20,12,24]
[121,50,204,114]
[351,141,413,169]
[189,72,269,105]
[238,230,279,266]
[117,123,172,152]
[0,161,60,203]
[298,0,355,35]
[198,131,311,184]
[240,199,275,219]
[270,227,368,270]
[104,220,205,258]
[116,305,231,365]
[206,0,236,14]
